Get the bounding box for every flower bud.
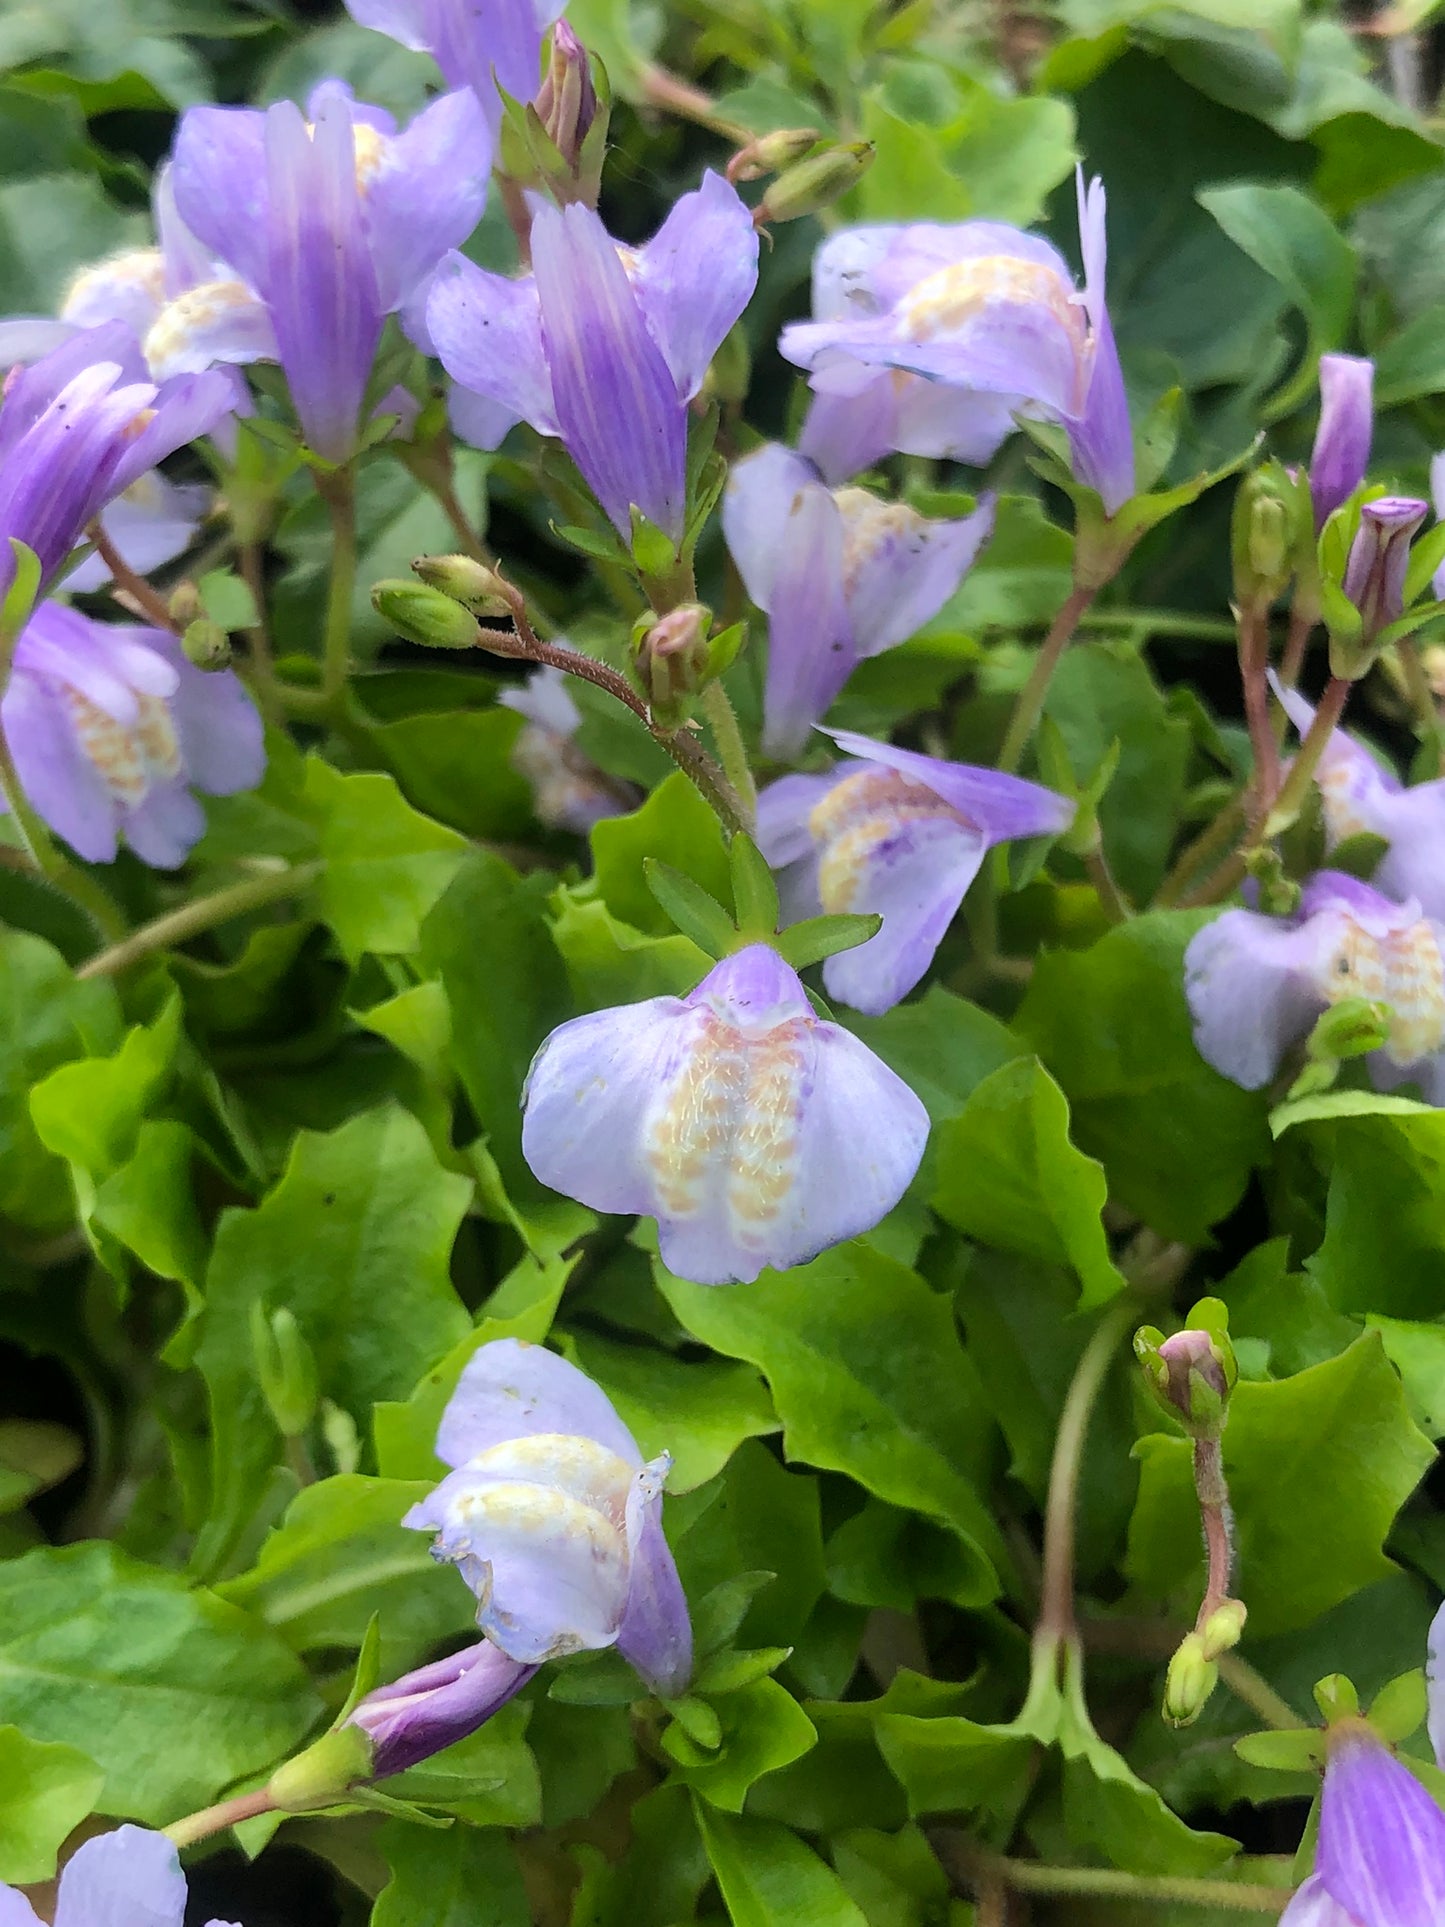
[1164,1632,1218,1727]
[251,1302,318,1439]
[167,580,203,627]
[181,617,233,672]
[344,1640,537,1779]
[633,604,745,729]
[1339,496,1427,657]
[372,579,483,650]
[756,142,874,225]
[1231,464,1304,613]
[1135,1321,1236,1438]
[1310,354,1374,531]
[1199,1597,1247,1659]
[727,128,820,184]
[534,23,599,183]
[410,552,514,618]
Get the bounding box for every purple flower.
[521,942,929,1283]
[779,172,1135,514]
[757,732,1073,1014]
[1342,497,1427,644]
[1275,681,1445,921]
[0,325,230,602]
[2,603,264,867]
[722,443,995,759]
[344,0,567,141]
[499,665,628,833]
[1183,871,1445,1101]
[346,1638,537,1776]
[0,1825,239,1927]
[427,171,758,540]
[170,81,490,462]
[404,1337,692,1696]
[1296,1722,1445,1927]
[1309,355,1373,530]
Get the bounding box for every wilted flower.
[522,942,929,1283]
[0,324,230,603]
[427,171,758,541]
[344,0,567,140]
[404,1338,692,1695]
[0,1825,239,1927]
[1275,681,1445,922]
[779,171,1134,514]
[1183,871,1445,1102]
[722,443,995,759]
[345,1638,537,1776]
[534,20,599,188]
[3,603,264,866]
[499,665,630,832]
[1309,355,1373,530]
[169,80,490,461]
[757,732,1072,1014]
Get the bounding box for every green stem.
[984,1854,1285,1914]
[1036,1295,1141,1643]
[999,583,1096,774]
[239,539,281,725]
[164,1787,278,1849]
[319,472,357,710]
[1216,1654,1307,1732]
[699,680,757,830]
[1263,673,1351,836]
[77,863,322,980]
[1155,796,1245,908]
[0,731,126,940]
[1085,846,1131,922]
[1078,610,1239,643]
[1238,601,1279,837]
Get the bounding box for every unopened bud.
[1231,464,1302,612]
[182,617,232,672]
[1164,1633,1218,1727]
[635,602,710,728]
[267,1723,374,1811]
[251,1302,318,1438]
[1309,354,1373,530]
[727,127,819,184]
[1333,495,1428,674]
[534,22,602,196]
[1135,1318,1236,1438]
[372,579,483,649]
[410,552,513,618]
[345,1640,537,1779]
[1199,1598,1247,1659]
[757,142,874,225]
[167,580,203,627]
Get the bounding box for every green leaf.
[0,172,146,312]
[1309,1106,1445,1318]
[593,773,732,936]
[1125,1335,1435,1637]
[551,892,709,1008]
[373,1814,530,1927]
[657,1246,1006,1599]
[665,1680,817,1812]
[1373,302,1445,407]
[567,1332,779,1492]
[194,1106,472,1578]
[0,1725,104,1882]
[421,850,572,1197]
[730,834,781,939]
[1015,912,1270,1241]
[0,1543,319,1825]
[694,1804,871,1927]
[1365,1317,1445,1437]
[219,1474,473,1674]
[303,758,469,961]
[875,1710,1036,1826]
[368,706,535,841]
[0,1419,82,1516]
[931,1058,1125,1307]
[1199,182,1356,360]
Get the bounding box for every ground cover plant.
[4,1,1445,1923]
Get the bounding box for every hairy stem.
[164,1787,278,1849]
[1238,602,1279,837]
[1216,1655,1307,1731]
[77,863,323,979]
[1155,797,1245,908]
[699,681,757,830]
[1278,605,1315,688]
[1193,1435,1234,1624]
[999,583,1096,774]
[638,63,750,139]
[931,1832,1287,1914]
[87,521,178,632]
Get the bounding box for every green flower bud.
[251,1302,318,1439]
[372,579,483,650]
[1198,1597,1247,1659]
[1164,1633,1219,1727]
[1231,464,1304,612]
[728,127,820,184]
[1135,1319,1236,1438]
[410,552,514,618]
[181,617,232,672]
[757,143,874,225]
[167,580,203,627]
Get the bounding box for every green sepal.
[1034,714,1114,857]
[342,1786,453,1826]
[1368,1669,1427,1744]
[630,505,678,577]
[663,1694,724,1750]
[1134,384,1184,494]
[1314,1674,1359,1724]
[1379,599,1445,650]
[729,834,780,940]
[644,859,738,958]
[1233,1729,1325,1772]
[1328,830,1389,881]
[1404,521,1445,605]
[773,913,882,969]
[335,1615,385,1726]
[689,1647,793,1696]
[550,520,630,566]
[1304,996,1391,1064]
[0,539,41,651]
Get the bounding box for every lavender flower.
[1183,871,1445,1102]
[427,172,758,540]
[757,732,1073,1014]
[498,665,628,833]
[1341,497,1427,646]
[0,1825,239,1927]
[0,325,231,602]
[722,443,995,759]
[1309,355,1374,529]
[1284,1729,1445,1927]
[169,81,490,462]
[1275,682,1445,922]
[3,604,264,866]
[521,942,929,1283]
[404,1338,692,1695]
[344,0,567,140]
[346,1638,537,1776]
[779,172,1135,514]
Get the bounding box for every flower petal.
[822,729,1076,841]
[1183,908,1328,1090]
[1,659,121,864]
[721,443,821,613]
[1278,1875,1363,1927]
[1311,354,1374,530]
[1318,1731,1445,1927]
[616,1457,692,1697]
[427,251,557,437]
[169,105,271,294]
[820,814,986,1015]
[64,474,210,592]
[632,170,759,400]
[1428,1598,1445,1769]
[433,1337,642,1469]
[364,89,493,313]
[143,280,277,381]
[53,1827,186,1927]
[840,490,995,656]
